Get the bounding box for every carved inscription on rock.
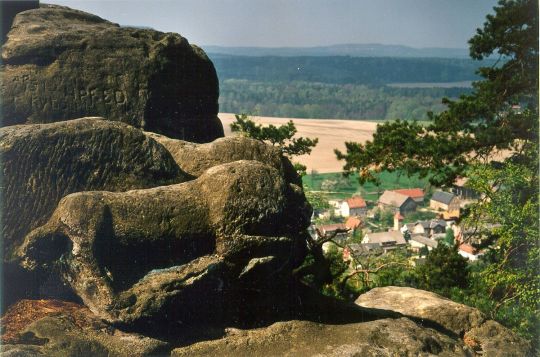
[0,5,223,142]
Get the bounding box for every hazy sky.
[46,0,499,48]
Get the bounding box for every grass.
[303,170,431,202]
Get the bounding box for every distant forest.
[219,79,471,120]
[209,54,489,120]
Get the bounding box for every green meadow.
[302,170,431,202]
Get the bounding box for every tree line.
[210,54,495,85]
[219,79,471,120]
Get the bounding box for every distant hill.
[203,43,471,58]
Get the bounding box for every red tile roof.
[346,195,367,208]
[394,212,404,220]
[393,188,424,199]
[345,216,362,230]
[459,243,477,255]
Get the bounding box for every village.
[309,177,485,266]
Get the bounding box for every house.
[316,223,349,242]
[412,219,447,237]
[337,195,367,217]
[378,191,417,215]
[452,177,479,200]
[393,188,425,204]
[343,243,382,262]
[409,234,438,253]
[362,230,407,253]
[328,199,343,216]
[430,191,460,212]
[458,243,483,261]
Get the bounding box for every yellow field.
[219,113,378,173]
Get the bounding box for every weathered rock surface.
[355,286,484,336]
[1,118,185,263]
[18,160,310,328]
[1,4,223,142]
[146,133,301,186]
[355,286,531,356]
[171,318,472,356]
[464,320,532,357]
[0,299,170,356]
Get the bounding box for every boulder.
[17,160,311,328]
[464,320,532,357]
[1,299,170,356]
[146,133,301,186]
[355,286,531,356]
[355,286,485,336]
[171,318,472,356]
[1,4,223,142]
[1,118,186,263]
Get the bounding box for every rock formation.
[171,318,472,356]
[356,286,531,356]
[0,118,186,263]
[1,300,170,356]
[17,160,310,328]
[145,133,301,186]
[0,4,223,142]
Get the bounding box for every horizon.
[46,0,498,49]
[202,42,469,50]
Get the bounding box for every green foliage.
[370,249,415,287]
[348,229,364,244]
[444,228,455,246]
[418,246,429,257]
[321,244,351,299]
[231,113,318,157]
[372,208,394,228]
[230,113,318,176]
[302,170,429,201]
[416,244,469,295]
[219,79,467,120]
[304,191,330,211]
[402,210,437,224]
[450,262,539,344]
[333,0,538,340]
[464,161,539,339]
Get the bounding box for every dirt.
[219,113,378,173]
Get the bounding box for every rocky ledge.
[1,287,531,356]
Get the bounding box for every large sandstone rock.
[1,4,223,142]
[355,286,484,336]
[18,161,311,328]
[171,318,472,356]
[464,320,532,357]
[1,299,170,356]
[355,286,531,356]
[0,118,186,262]
[146,133,301,186]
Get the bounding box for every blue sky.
[47,0,498,48]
